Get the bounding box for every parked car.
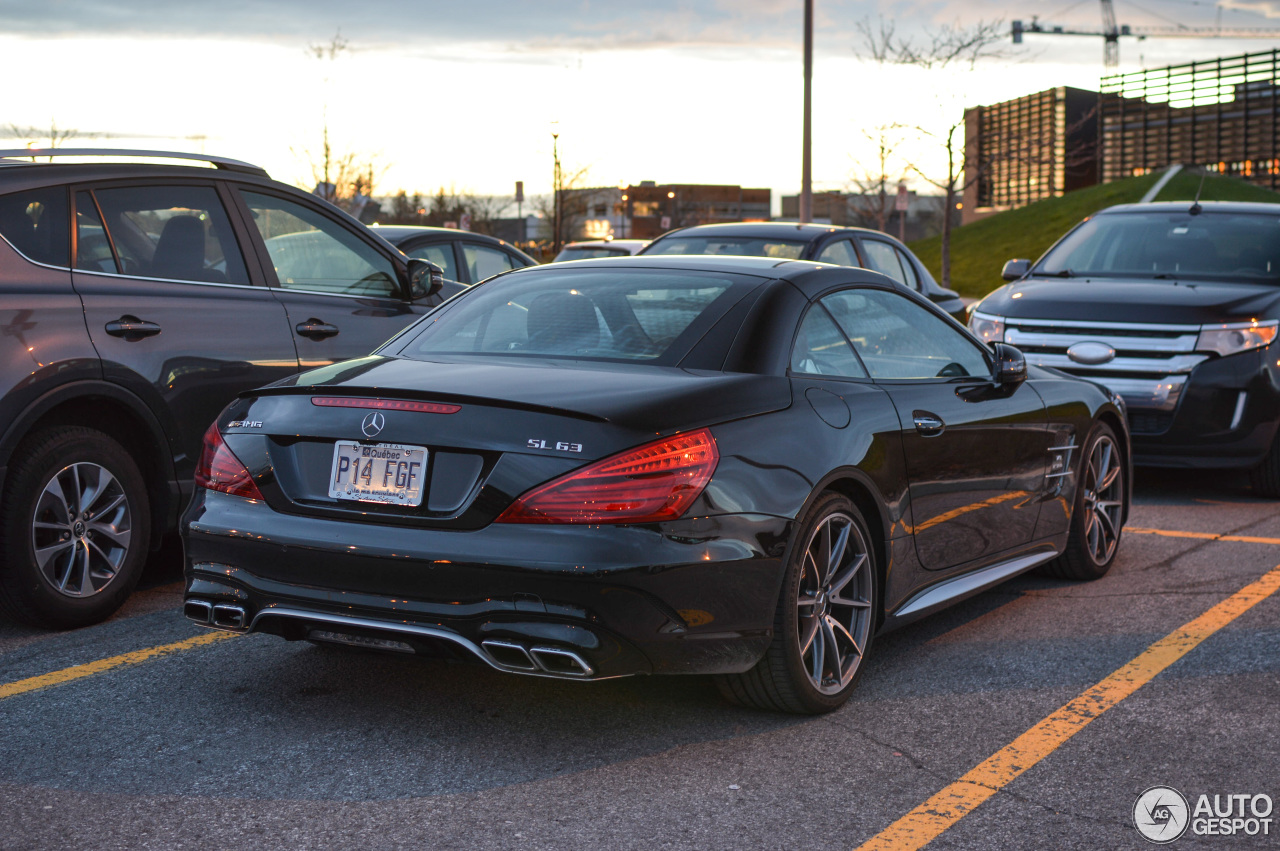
[553,238,649,262]
[971,200,1280,493]
[369,225,538,285]
[182,254,1129,714]
[0,148,456,628]
[638,222,966,321]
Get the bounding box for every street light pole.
[799,0,813,223]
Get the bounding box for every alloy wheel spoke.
[86,538,119,576]
[74,542,94,595]
[69,465,84,515]
[35,540,74,574]
[808,620,825,682]
[87,490,125,520]
[816,522,833,585]
[39,477,73,525]
[827,521,851,583]
[799,615,820,655]
[87,520,130,549]
[828,552,866,602]
[819,617,841,684]
[826,613,862,660]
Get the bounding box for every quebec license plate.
[328,441,427,506]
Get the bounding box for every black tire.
[715,493,878,714]
[1249,432,1280,497]
[0,426,151,628]
[1040,422,1126,581]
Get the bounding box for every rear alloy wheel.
[1040,422,1126,581]
[0,427,150,628]
[716,493,877,714]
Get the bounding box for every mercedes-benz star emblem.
[361,412,386,438]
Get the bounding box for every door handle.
[295,318,339,340]
[104,315,161,339]
[913,411,945,436]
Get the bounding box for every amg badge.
[528,439,583,453]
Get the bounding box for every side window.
[74,192,115,273]
[89,185,249,284]
[860,239,908,286]
[240,191,398,298]
[790,304,868,378]
[823,289,988,380]
[815,239,859,267]
[0,186,69,267]
[894,245,921,290]
[405,243,458,282]
[464,243,516,282]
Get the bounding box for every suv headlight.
[969,311,1005,345]
[1196,319,1279,357]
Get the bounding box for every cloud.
[1220,0,1280,19]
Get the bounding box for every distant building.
[1099,49,1280,190]
[962,86,1099,225]
[960,49,1280,223]
[622,182,770,239]
[779,190,952,241]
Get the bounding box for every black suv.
[0,149,455,627]
[972,201,1280,493]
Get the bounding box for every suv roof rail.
[0,148,269,177]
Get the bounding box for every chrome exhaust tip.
[481,639,539,672]
[529,646,594,678]
[210,603,246,629]
[184,599,213,625]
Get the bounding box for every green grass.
[907,172,1280,299]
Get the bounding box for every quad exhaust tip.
[482,639,593,678]
[184,598,246,630]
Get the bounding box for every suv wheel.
[0,426,150,628]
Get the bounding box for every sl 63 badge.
[528,439,583,453]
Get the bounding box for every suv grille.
[1005,317,1207,412]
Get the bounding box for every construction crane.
[1012,0,1280,69]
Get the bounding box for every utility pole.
[551,130,563,254]
[800,0,814,223]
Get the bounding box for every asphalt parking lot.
[1,467,1277,851]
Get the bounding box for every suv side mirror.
[407,258,444,300]
[992,342,1027,389]
[1001,258,1031,281]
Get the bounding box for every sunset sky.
[4,0,1280,209]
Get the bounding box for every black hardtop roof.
[501,252,901,295]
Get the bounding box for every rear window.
[394,269,755,364]
[1039,210,1280,282]
[555,246,630,261]
[644,236,806,260]
[0,187,69,267]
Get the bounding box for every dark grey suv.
[0,149,455,627]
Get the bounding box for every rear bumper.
[181,490,791,679]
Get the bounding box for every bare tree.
[293,30,386,216]
[533,164,592,248]
[460,193,514,235]
[6,120,81,159]
[847,124,908,233]
[855,16,1014,287]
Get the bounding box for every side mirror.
[1001,258,1031,281]
[407,258,444,300]
[992,342,1027,389]
[927,288,960,304]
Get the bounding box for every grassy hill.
[907,172,1280,299]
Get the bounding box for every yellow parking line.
[0,631,236,701]
[854,563,1280,851]
[1128,526,1280,546]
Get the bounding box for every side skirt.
[880,546,1059,631]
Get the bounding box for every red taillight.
[496,429,718,525]
[194,422,264,500]
[311,397,461,414]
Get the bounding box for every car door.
[234,189,430,369]
[69,181,299,481]
[822,287,1049,569]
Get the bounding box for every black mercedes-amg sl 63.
[182,255,1130,714]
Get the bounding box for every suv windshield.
[644,236,807,259]
[1038,210,1280,282]
[395,269,753,364]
